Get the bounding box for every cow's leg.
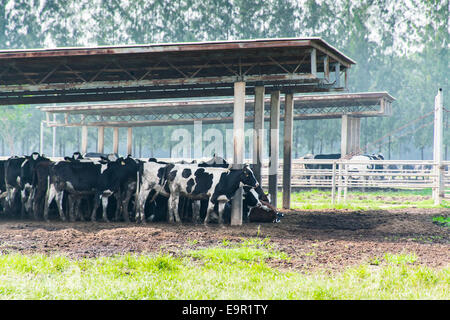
[204,200,216,226]
[137,186,152,223]
[217,201,226,227]
[76,198,84,221]
[91,193,101,222]
[20,188,27,219]
[168,193,180,223]
[44,184,59,221]
[192,200,201,224]
[114,192,122,222]
[101,195,110,223]
[68,195,76,222]
[55,190,65,222]
[121,189,132,222]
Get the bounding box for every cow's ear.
[64,156,71,161]
[100,156,108,161]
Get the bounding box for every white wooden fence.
[259,159,450,203]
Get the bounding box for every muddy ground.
[0,207,448,273]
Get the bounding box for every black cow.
[91,155,140,222]
[32,159,54,219]
[4,156,26,215]
[0,159,6,213]
[303,153,341,180]
[44,158,106,221]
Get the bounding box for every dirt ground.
[0,207,448,272]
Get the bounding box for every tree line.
[0,0,448,160]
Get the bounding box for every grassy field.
[278,188,450,210]
[0,238,448,300]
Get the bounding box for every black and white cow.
[222,185,282,223]
[348,153,384,181]
[136,159,173,223]
[19,152,50,218]
[165,164,259,226]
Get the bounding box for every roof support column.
[81,125,88,155]
[269,90,280,209]
[231,81,245,226]
[113,127,119,155]
[253,85,265,185]
[127,127,133,156]
[97,127,104,154]
[341,115,360,157]
[283,93,294,209]
[310,48,317,77]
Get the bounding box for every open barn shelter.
[0,37,372,225]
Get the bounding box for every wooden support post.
[127,127,133,156]
[310,48,317,77]
[97,127,104,154]
[253,86,265,185]
[433,88,444,205]
[39,121,44,155]
[81,125,88,155]
[231,81,245,226]
[324,55,329,81]
[52,114,56,157]
[341,114,350,157]
[331,161,336,206]
[269,90,280,209]
[283,93,294,209]
[113,127,119,155]
[335,62,341,87]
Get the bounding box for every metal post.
[269,90,280,209]
[310,48,317,77]
[253,86,265,185]
[341,115,349,157]
[127,127,133,156]
[81,126,88,155]
[283,93,294,209]
[231,81,245,226]
[97,127,104,154]
[52,114,56,157]
[331,161,336,206]
[433,88,444,205]
[39,121,44,155]
[113,127,119,155]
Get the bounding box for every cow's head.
[239,164,259,188]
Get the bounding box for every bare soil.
[0,207,448,273]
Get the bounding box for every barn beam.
[231,81,246,226]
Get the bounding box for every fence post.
[433,88,444,205]
[331,161,336,206]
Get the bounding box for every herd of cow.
[0,152,283,225]
[301,153,441,181]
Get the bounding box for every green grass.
[0,239,448,300]
[432,216,450,228]
[277,189,441,210]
